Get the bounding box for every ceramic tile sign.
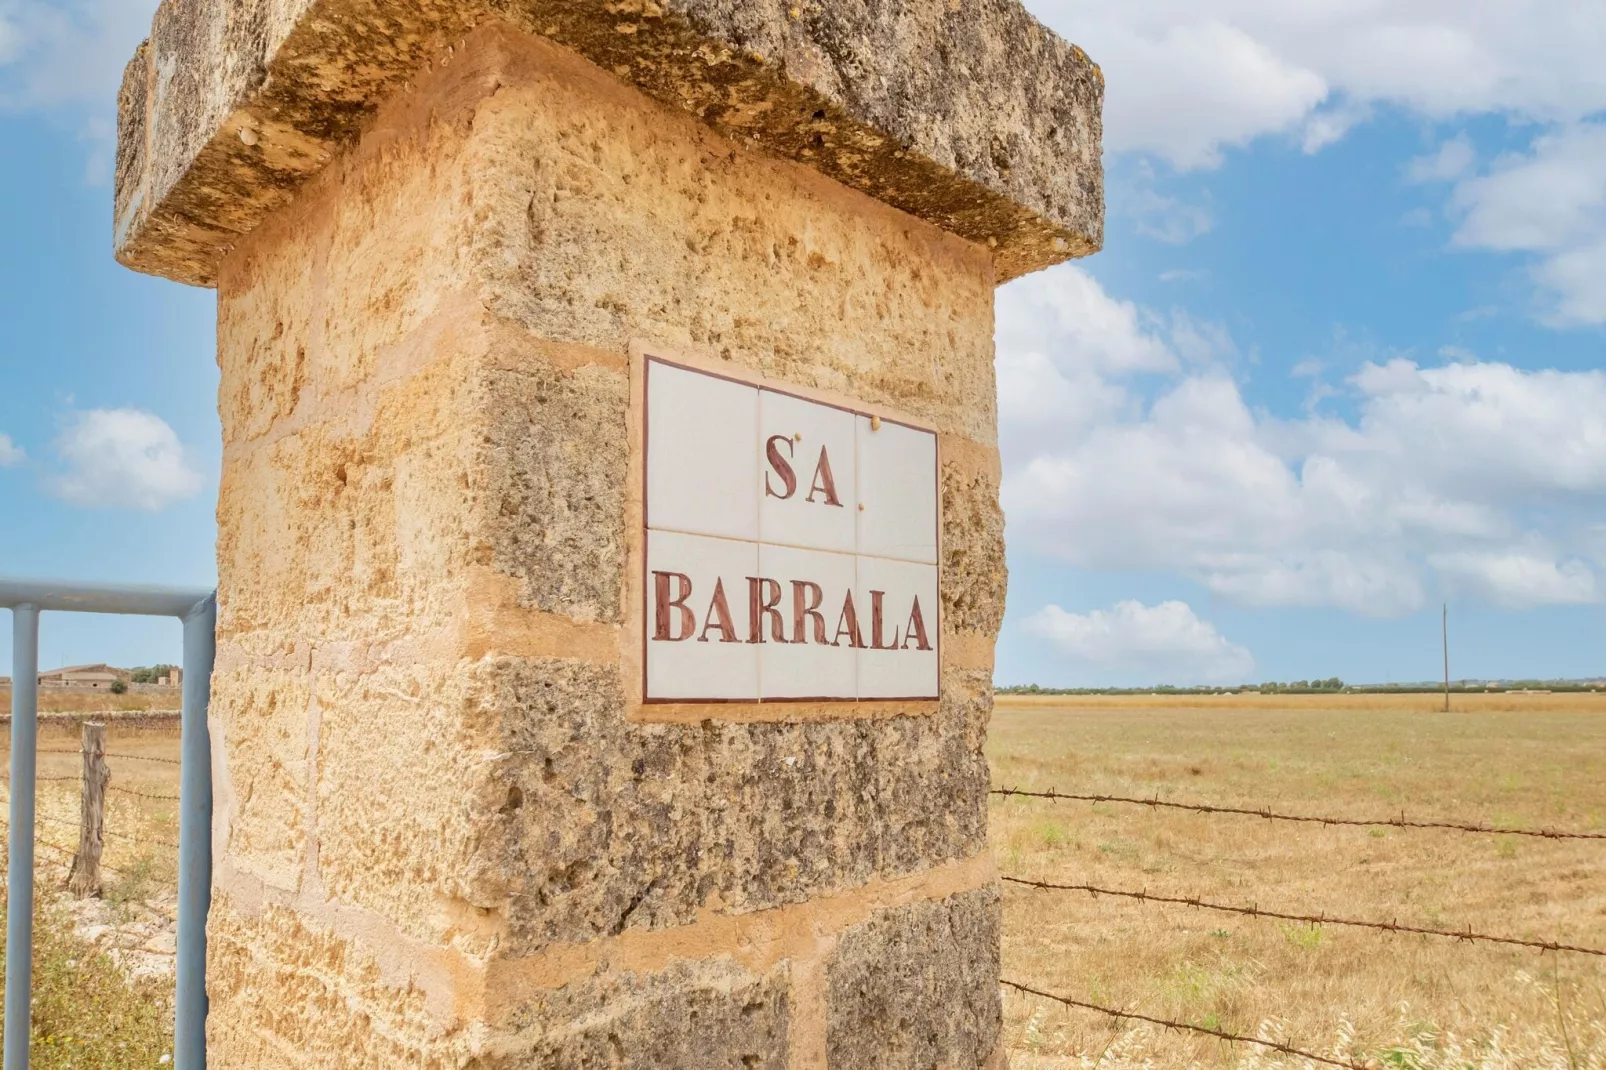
[644,357,939,703]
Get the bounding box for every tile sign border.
[626,346,943,722]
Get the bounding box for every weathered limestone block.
[826,887,1003,1069]
[481,657,990,953]
[118,0,1101,1061]
[208,667,311,890]
[458,38,1004,444]
[940,437,1009,639]
[215,351,485,644]
[504,959,791,1067]
[480,355,632,623]
[206,899,479,1068]
[117,0,1100,287]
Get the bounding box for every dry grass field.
[991,693,1606,1069]
[0,687,180,714]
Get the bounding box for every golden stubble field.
[991,693,1606,1069]
[0,688,179,714]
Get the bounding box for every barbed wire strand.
[1003,875,1606,957]
[2,761,179,796]
[991,786,1606,841]
[1003,979,1372,1070]
[106,785,181,803]
[0,819,147,880]
[2,773,180,802]
[37,748,181,766]
[34,814,178,851]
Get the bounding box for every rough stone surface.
[503,959,790,1067]
[207,898,483,1068]
[483,657,989,953]
[215,352,484,645]
[116,0,1101,286]
[209,895,792,1067]
[826,886,1003,1069]
[481,358,631,624]
[210,665,311,891]
[940,440,1008,638]
[458,37,1001,442]
[198,23,1010,1067]
[312,661,516,947]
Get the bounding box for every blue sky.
[3,1,1604,687]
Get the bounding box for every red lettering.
[764,436,797,500]
[791,581,827,644]
[652,571,695,641]
[832,590,866,649]
[902,596,932,651]
[869,590,902,650]
[698,578,740,643]
[746,576,787,643]
[805,446,842,507]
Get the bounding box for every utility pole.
[1442,602,1450,713]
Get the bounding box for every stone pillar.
[115,3,1101,1066]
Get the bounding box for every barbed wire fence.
[989,783,1606,1066]
[0,721,182,898]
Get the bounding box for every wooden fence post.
[66,721,108,897]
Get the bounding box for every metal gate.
[0,578,215,1070]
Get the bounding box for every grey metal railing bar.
[5,605,38,1070]
[0,577,214,1070]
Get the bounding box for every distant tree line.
[1259,678,1344,691]
[127,664,179,684]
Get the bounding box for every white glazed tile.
[855,555,939,699]
[855,417,938,564]
[758,390,857,554]
[645,359,759,541]
[757,544,858,700]
[644,530,759,701]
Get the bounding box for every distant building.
[37,664,128,689]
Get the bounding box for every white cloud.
[1027,2,1606,169]
[50,408,202,511]
[1300,99,1370,155]
[1407,135,1476,183]
[1087,18,1328,169]
[0,433,23,466]
[1128,188,1215,244]
[996,269,1244,466]
[0,0,152,112]
[0,13,22,66]
[1427,550,1599,609]
[0,0,156,179]
[1447,122,1606,324]
[1022,600,1255,683]
[998,265,1606,615]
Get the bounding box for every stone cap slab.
[115,0,1103,287]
